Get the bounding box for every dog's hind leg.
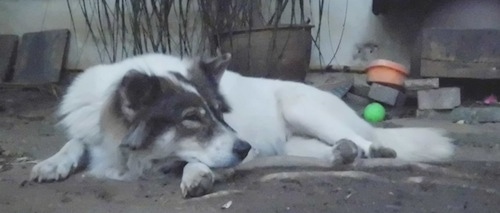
[277,84,394,158]
[285,136,359,165]
[30,139,85,182]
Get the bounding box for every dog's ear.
[120,121,148,150]
[200,53,231,83]
[117,70,162,122]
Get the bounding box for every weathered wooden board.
[420,29,500,79]
[12,29,69,84]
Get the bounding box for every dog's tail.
[373,128,455,162]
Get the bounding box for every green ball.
[363,103,386,123]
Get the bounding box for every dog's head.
[113,54,250,168]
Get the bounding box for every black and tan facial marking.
[114,70,223,150]
[186,53,232,122]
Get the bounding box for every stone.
[368,83,406,106]
[417,87,461,110]
[451,107,500,123]
[12,29,70,84]
[0,35,19,82]
[404,78,439,90]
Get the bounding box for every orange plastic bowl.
[365,59,409,87]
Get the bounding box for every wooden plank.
[421,60,500,79]
[404,78,439,90]
[420,29,500,78]
[12,29,69,84]
[421,29,500,63]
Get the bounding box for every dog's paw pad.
[369,146,397,158]
[332,139,360,165]
[30,158,77,182]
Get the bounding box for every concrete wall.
[0,0,417,71]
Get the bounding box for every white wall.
[309,0,413,70]
[0,0,412,71]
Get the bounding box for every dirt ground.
[1,87,500,213]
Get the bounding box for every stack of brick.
[342,74,407,108]
[404,78,461,110]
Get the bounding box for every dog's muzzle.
[232,140,251,160]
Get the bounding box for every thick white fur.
[31,54,241,183]
[219,72,454,163]
[31,53,454,196]
[373,128,454,162]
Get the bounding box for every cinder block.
[368,83,406,106]
[404,78,439,90]
[351,74,370,97]
[305,73,353,97]
[417,87,461,110]
[0,35,19,82]
[344,92,370,106]
[451,107,500,123]
[415,109,452,120]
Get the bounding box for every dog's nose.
[232,140,251,160]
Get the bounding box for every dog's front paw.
[30,156,79,182]
[369,145,397,158]
[180,162,215,198]
[332,139,360,165]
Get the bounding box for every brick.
[368,83,406,106]
[404,78,439,90]
[12,29,70,84]
[417,87,461,110]
[0,35,19,82]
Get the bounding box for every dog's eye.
[181,111,202,129]
[182,109,202,122]
[183,113,201,122]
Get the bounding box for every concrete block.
[417,87,461,110]
[416,109,452,120]
[451,107,500,123]
[350,74,370,97]
[368,83,406,106]
[343,92,370,116]
[0,35,19,82]
[12,29,70,84]
[404,78,439,90]
[344,92,371,106]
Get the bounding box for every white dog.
[30,53,454,197]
